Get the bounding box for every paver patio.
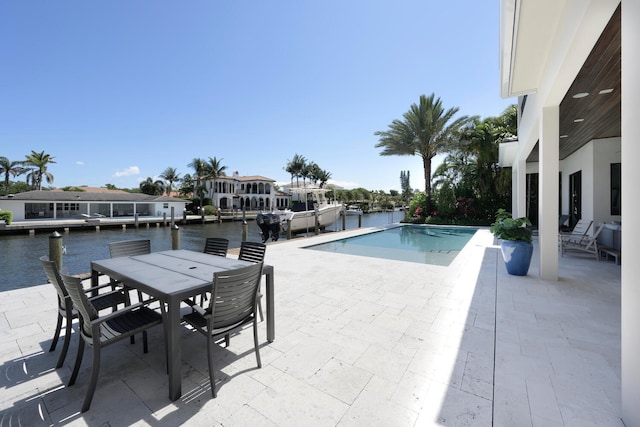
[0,227,622,426]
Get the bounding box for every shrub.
[203,205,217,216]
[0,210,13,225]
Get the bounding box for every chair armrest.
[90,298,159,325]
[87,289,126,302]
[190,303,209,317]
[83,282,122,294]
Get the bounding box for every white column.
[515,158,527,218]
[621,1,640,424]
[538,105,559,280]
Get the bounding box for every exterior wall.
[593,137,622,224]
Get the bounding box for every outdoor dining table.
[90,249,275,401]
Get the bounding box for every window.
[611,163,621,215]
[163,203,169,208]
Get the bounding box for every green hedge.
[0,210,13,225]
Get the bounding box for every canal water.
[0,211,405,291]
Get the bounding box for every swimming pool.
[305,225,479,266]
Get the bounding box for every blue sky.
[0,0,515,193]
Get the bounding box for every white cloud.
[113,166,140,178]
[76,161,85,166]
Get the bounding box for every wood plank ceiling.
[527,4,621,162]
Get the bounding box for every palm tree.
[24,150,56,190]
[205,157,227,208]
[285,153,307,188]
[0,156,26,195]
[159,167,180,196]
[139,177,165,195]
[178,173,194,198]
[375,93,471,214]
[187,157,208,211]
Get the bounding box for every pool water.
[305,225,478,266]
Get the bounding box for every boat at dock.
[257,187,344,240]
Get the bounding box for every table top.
[92,249,254,300]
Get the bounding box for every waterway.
[0,211,405,291]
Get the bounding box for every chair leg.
[258,296,264,322]
[55,315,73,369]
[50,313,63,352]
[143,331,149,353]
[207,335,217,398]
[68,338,85,386]
[81,342,101,412]
[253,318,262,369]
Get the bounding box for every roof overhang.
[500,0,566,98]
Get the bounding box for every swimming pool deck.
[0,227,622,426]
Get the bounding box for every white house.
[0,189,188,221]
[499,1,638,424]
[202,172,290,212]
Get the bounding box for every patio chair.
[238,241,266,320]
[560,222,606,259]
[109,239,151,301]
[182,262,263,398]
[40,256,129,369]
[109,239,151,258]
[60,273,164,413]
[558,219,593,247]
[203,237,229,257]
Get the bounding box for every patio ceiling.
[527,4,621,162]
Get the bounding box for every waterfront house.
[0,188,188,221]
[202,172,290,212]
[498,1,638,424]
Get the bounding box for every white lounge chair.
[560,222,605,259]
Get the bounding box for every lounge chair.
[559,219,593,246]
[560,222,606,259]
[60,273,163,412]
[182,262,263,398]
[40,256,129,369]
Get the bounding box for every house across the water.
[0,187,188,221]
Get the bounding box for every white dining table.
[91,249,275,401]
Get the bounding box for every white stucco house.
[499,1,637,424]
[202,172,290,212]
[0,188,188,221]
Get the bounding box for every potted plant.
[490,209,533,276]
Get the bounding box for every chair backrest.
[203,237,229,257]
[209,262,263,328]
[40,255,68,308]
[238,241,266,263]
[569,219,593,237]
[60,273,99,338]
[109,239,151,258]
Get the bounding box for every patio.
[0,227,622,426]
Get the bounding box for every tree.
[285,153,307,188]
[0,156,26,196]
[24,150,56,190]
[400,170,411,206]
[178,173,194,198]
[375,93,471,215]
[139,177,165,195]
[159,167,181,196]
[433,105,517,220]
[188,157,208,210]
[205,157,227,207]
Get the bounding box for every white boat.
[345,205,363,216]
[258,187,344,238]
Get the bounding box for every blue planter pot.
[500,240,533,276]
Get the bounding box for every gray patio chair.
[203,237,229,257]
[182,262,263,398]
[40,255,129,369]
[238,241,266,321]
[109,239,151,258]
[60,273,163,413]
[109,239,151,301]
